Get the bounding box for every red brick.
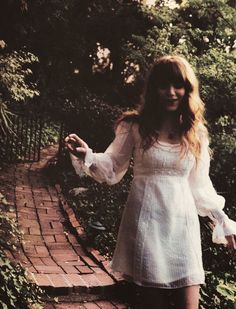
[53,254,79,262]
[47,208,60,215]
[47,243,72,250]
[35,246,49,256]
[41,194,52,201]
[32,273,53,286]
[111,301,129,308]
[44,235,55,243]
[28,213,39,220]
[93,273,115,286]
[55,303,85,309]
[65,274,88,287]
[90,249,107,263]
[29,257,45,266]
[95,300,117,308]
[50,249,75,256]
[92,267,107,274]
[76,266,94,274]
[57,260,85,267]
[24,235,44,243]
[66,208,74,216]
[40,219,52,226]
[76,227,86,238]
[39,214,61,221]
[51,222,63,229]
[34,265,64,274]
[81,274,101,287]
[83,302,100,308]
[55,234,67,242]
[23,245,37,254]
[48,274,73,288]
[67,234,78,244]
[19,201,35,208]
[41,201,55,208]
[35,202,49,208]
[41,257,57,266]
[18,207,36,214]
[26,265,37,273]
[81,256,98,267]
[29,227,41,235]
[37,208,47,214]
[61,265,79,274]
[18,218,40,228]
[41,229,64,235]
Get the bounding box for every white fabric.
[70,121,236,289]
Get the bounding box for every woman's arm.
[65,121,135,185]
[188,134,236,249]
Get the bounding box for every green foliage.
[0,194,44,308]
[0,252,44,309]
[0,210,23,252]
[0,50,39,103]
[195,50,236,118]
[210,115,236,197]
[0,102,14,135]
[122,0,236,111]
[0,48,39,135]
[41,122,61,147]
[200,272,236,309]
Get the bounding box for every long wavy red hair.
[117,55,208,160]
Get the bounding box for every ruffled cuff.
[212,216,236,245]
[70,148,94,176]
[84,148,94,168]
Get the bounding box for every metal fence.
[0,113,44,163]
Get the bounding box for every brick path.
[1,145,130,308]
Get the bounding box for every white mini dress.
[71,121,236,289]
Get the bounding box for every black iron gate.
[1,113,44,163]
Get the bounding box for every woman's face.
[157,82,186,112]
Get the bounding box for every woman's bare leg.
[171,285,200,309]
[136,286,169,309]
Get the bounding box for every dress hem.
[111,266,205,289]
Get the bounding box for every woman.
[65,55,236,308]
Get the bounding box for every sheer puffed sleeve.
[188,134,236,244]
[70,121,134,185]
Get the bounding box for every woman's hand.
[64,133,88,160]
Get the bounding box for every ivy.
[0,194,44,308]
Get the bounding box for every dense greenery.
[0,195,44,308]
[0,0,235,308]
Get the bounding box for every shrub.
[0,252,44,309]
[0,194,44,308]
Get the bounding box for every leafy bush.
[0,252,44,309]
[0,210,23,252]
[41,121,61,147]
[0,48,39,135]
[0,194,44,308]
[200,271,236,309]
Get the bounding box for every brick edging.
[54,184,125,284]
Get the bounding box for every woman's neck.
[160,112,180,130]
[158,112,181,143]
